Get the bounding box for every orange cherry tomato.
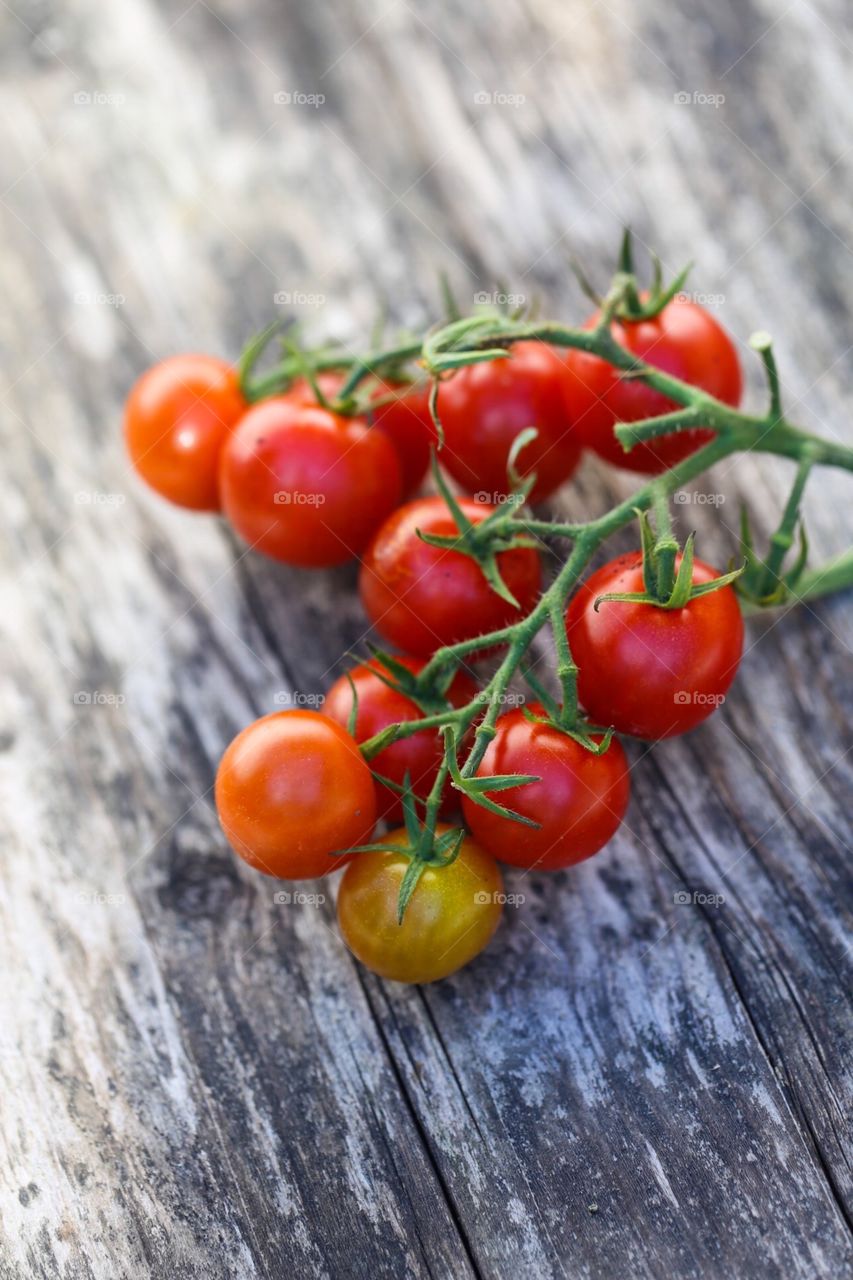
[215,711,376,879]
[124,354,245,511]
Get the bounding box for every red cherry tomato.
[280,371,346,404]
[435,341,581,501]
[124,354,245,510]
[336,825,503,983]
[462,705,630,870]
[561,297,742,473]
[324,657,477,820]
[219,397,402,567]
[284,373,435,495]
[367,378,436,495]
[566,553,744,738]
[215,710,376,879]
[359,496,541,657]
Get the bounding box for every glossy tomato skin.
[367,379,436,495]
[566,553,744,738]
[124,354,245,511]
[282,372,346,403]
[215,710,376,879]
[359,496,541,657]
[462,705,630,870]
[435,341,581,501]
[219,397,402,567]
[324,658,477,821]
[561,298,742,473]
[284,373,435,495]
[336,825,503,982]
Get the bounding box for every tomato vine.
[238,248,853,911]
[127,239,853,973]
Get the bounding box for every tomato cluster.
[126,288,746,985]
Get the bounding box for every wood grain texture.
[0,0,851,1276]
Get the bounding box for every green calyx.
[738,509,809,607]
[281,233,853,937]
[416,447,538,609]
[341,777,467,923]
[517,678,615,755]
[736,457,814,608]
[355,651,466,763]
[442,724,541,829]
[594,507,743,612]
[574,229,693,325]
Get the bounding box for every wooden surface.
[1,1,852,1276]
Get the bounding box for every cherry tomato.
[124,354,245,511]
[284,373,435,495]
[324,657,477,821]
[435,341,581,501]
[561,297,742,473]
[367,378,436,495]
[566,553,744,738]
[215,710,376,879]
[280,371,346,405]
[336,825,503,982]
[462,705,630,870]
[359,496,541,657]
[219,397,402,567]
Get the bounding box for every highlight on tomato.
[566,552,744,738]
[218,396,402,567]
[215,710,376,879]
[435,340,581,501]
[324,656,477,821]
[462,705,631,870]
[561,295,742,473]
[336,825,503,983]
[359,495,541,657]
[124,354,246,511]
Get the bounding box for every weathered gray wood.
[0,0,851,1276]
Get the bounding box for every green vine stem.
[356,321,853,774]
[790,548,853,601]
[257,266,853,874]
